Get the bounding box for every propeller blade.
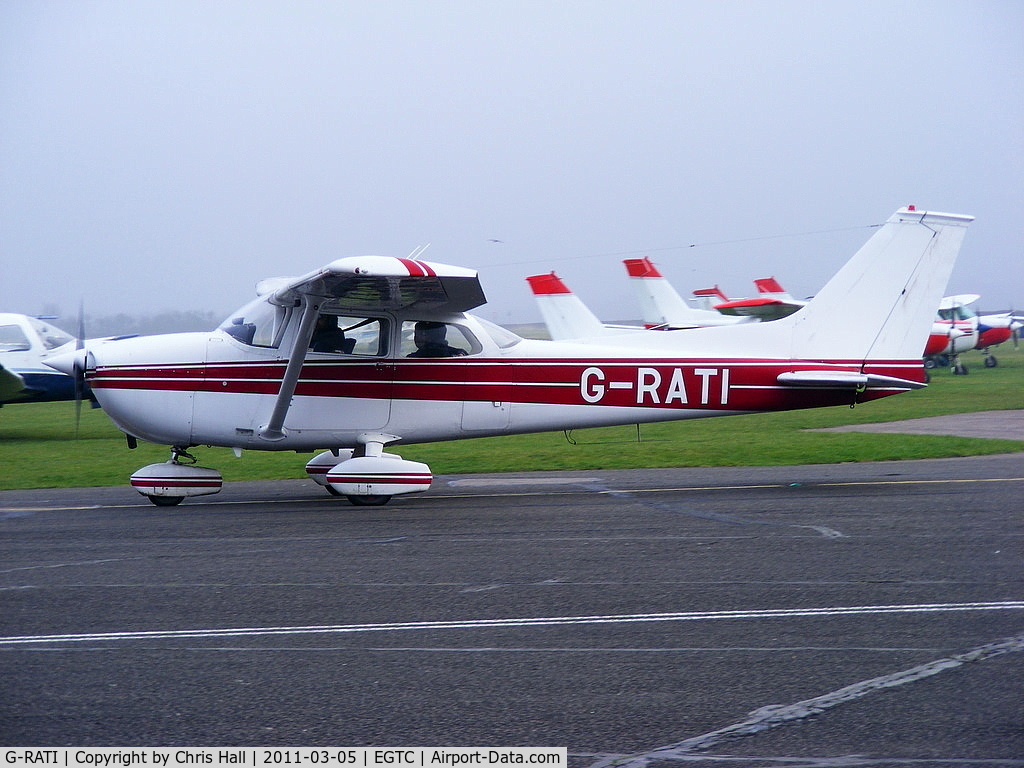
[74,301,85,438]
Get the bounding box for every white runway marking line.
[594,632,1024,767]
[2,601,1022,646]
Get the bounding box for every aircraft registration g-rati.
[49,207,972,507]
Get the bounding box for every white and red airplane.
[692,277,808,321]
[925,294,1021,373]
[622,258,754,329]
[49,207,972,507]
[525,272,622,340]
[968,302,1021,367]
[525,257,762,340]
[525,267,748,341]
[924,294,980,374]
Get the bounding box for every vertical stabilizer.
[526,273,609,340]
[787,207,973,361]
[691,285,730,312]
[753,277,792,298]
[624,258,750,328]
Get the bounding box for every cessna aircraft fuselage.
[83,316,915,452]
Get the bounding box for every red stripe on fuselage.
[88,358,924,412]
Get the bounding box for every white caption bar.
[3,750,567,768]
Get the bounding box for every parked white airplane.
[692,277,808,321]
[49,207,972,507]
[525,272,640,341]
[925,294,1022,373]
[525,256,756,341]
[622,258,753,329]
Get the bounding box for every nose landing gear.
[130,448,223,506]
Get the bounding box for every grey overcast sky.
[2,1,1022,327]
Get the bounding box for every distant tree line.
[84,310,224,338]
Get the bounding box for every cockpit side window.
[938,304,977,322]
[309,315,388,356]
[27,318,74,351]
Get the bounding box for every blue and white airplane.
[0,313,99,407]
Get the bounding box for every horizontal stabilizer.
[778,371,926,390]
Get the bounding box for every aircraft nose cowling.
[44,349,88,376]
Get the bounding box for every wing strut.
[259,297,321,441]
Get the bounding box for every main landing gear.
[925,353,970,375]
[304,436,432,506]
[130,436,432,507]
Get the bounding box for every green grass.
[1,349,1022,490]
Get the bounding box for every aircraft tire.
[345,494,391,506]
[984,356,997,368]
[148,495,184,507]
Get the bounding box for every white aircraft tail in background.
[692,276,806,321]
[622,257,753,329]
[525,272,612,340]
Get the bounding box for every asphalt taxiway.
[2,454,1023,766]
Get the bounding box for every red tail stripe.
[526,273,572,295]
[623,258,661,278]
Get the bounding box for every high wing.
[261,256,486,314]
[256,256,485,441]
[937,294,981,313]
